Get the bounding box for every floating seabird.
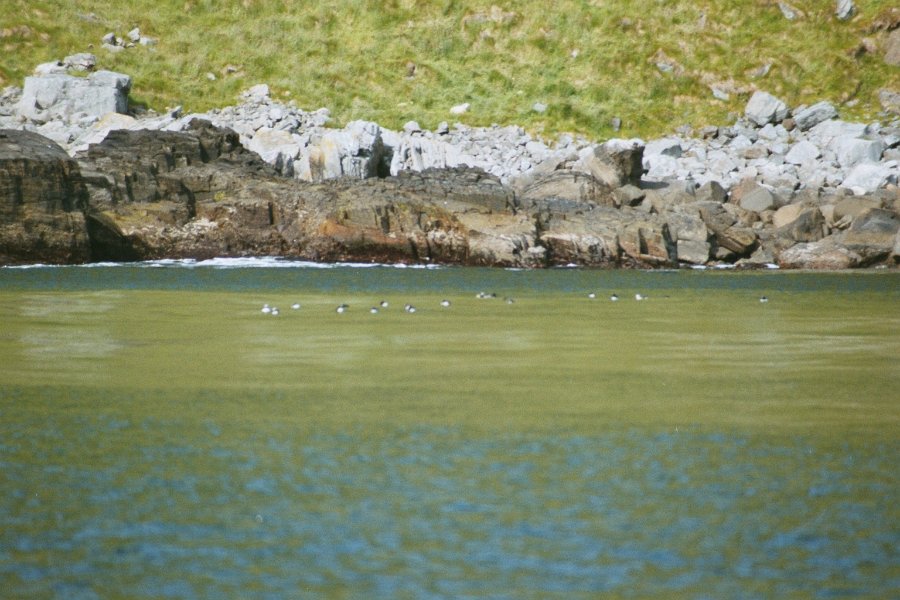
[404,304,417,313]
[759,296,769,303]
[271,307,280,316]
[380,300,389,308]
[610,294,619,302]
[476,292,496,299]
[440,299,451,307]
[635,293,645,301]
[370,307,379,314]
[588,293,596,299]
[261,304,272,314]
[291,303,301,310]
[336,303,349,314]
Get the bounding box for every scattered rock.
[841,163,897,194]
[63,53,97,72]
[775,207,825,243]
[835,0,855,22]
[784,140,821,165]
[745,91,789,127]
[880,89,900,115]
[793,101,837,131]
[772,203,806,229]
[739,184,777,213]
[450,103,470,115]
[832,136,885,168]
[778,237,860,268]
[578,139,644,188]
[833,196,882,221]
[17,70,131,124]
[778,2,803,20]
[885,29,900,67]
[840,208,899,264]
[613,184,645,207]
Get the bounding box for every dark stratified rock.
[778,236,861,269]
[581,139,645,188]
[520,170,615,207]
[2,124,897,271]
[297,169,537,266]
[694,201,758,258]
[73,123,540,266]
[74,119,284,260]
[526,197,676,267]
[839,208,900,265]
[774,207,826,243]
[0,129,90,264]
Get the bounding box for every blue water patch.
[1,420,897,598]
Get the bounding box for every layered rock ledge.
[1,64,898,269]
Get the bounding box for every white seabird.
[291,303,301,310]
[610,294,619,302]
[440,299,451,307]
[635,293,645,301]
[336,303,349,314]
[261,304,272,314]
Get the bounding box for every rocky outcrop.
[0,130,90,264]
[17,70,130,125]
[1,123,897,269]
[1,59,899,270]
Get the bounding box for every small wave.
[1,263,55,270]
[3,257,446,270]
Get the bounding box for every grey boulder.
[17,70,131,124]
[745,91,789,127]
[793,102,837,131]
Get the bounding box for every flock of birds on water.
[258,292,769,316]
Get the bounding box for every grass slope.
[1,0,898,140]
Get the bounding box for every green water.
[0,263,898,598]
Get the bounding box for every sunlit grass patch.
[1,0,897,139]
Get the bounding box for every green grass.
[1,1,899,139]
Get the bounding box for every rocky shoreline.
[1,59,898,269]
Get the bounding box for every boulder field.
[1,64,898,269]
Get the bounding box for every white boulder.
[745,91,789,127]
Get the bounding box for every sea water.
[1,261,898,598]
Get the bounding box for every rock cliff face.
[0,130,89,264]
[1,120,898,269]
